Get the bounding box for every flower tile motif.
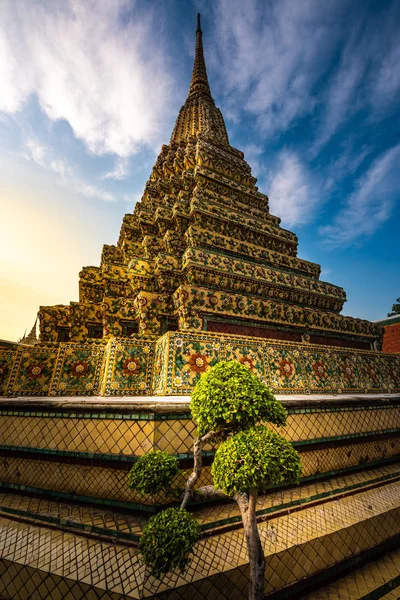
[122,357,140,376]
[9,346,59,396]
[27,363,44,379]
[313,361,327,378]
[224,341,265,379]
[188,352,209,373]
[265,347,306,392]
[50,343,104,396]
[338,355,362,391]
[105,339,154,395]
[303,351,341,392]
[279,359,295,378]
[71,361,89,377]
[171,334,221,392]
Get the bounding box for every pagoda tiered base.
[1,331,399,398]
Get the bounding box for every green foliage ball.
[190,360,287,437]
[212,425,302,496]
[140,507,201,577]
[128,451,179,495]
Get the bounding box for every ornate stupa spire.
[188,14,212,98]
[18,318,38,346]
[170,13,229,145]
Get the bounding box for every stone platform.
[0,393,398,598]
[0,394,398,509]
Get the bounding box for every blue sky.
[0,0,399,341]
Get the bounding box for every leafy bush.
[140,507,201,577]
[212,425,302,496]
[190,361,287,437]
[128,451,179,495]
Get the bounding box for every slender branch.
[180,437,203,509]
[193,485,227,501]
[200,428,228,444]
[180,427,226,510]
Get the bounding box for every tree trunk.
[235,490,266,600]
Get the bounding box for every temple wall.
[0,331,399,397]
[382,322,400,353]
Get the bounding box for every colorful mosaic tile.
[224,340,265,379]
[105,338,154,395]
[161,332,400,396]
[169,334,221,393]
[1,331,400,397]
[152,334,169,395]
[50,342,106,396]
[6,346,59,397]
[265,345,307,392]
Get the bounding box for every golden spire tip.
[197,13,201,32]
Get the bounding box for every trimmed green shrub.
[212,425,302,496]
[190,361,287,437]
[140,508,201,577]
[128,451,179,495]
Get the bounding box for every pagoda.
[0,14,398,398]
[39,16,381,349]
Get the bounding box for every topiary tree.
[140,507,200,577]
[128,450,179,496]
[129,361,302,600]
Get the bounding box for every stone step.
[0,463,398,599]
[299,546,400,600]
[0,462,397,544]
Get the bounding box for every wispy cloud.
[268,150,321,228]
[205,0,400,149]
[313,2,400,151]
[324,141,373,192]
[319,144,400,247]
[23,138,116,202]
[0,0,174,157]
[241,143,265,179]
[207,0,349,136]
[312,39,366,154]
[102,157,130,180]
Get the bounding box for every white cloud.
[313,3,400,151]
[313,47,365,154]
[23,138,116,202]
[241,143,264,178]
[324,142,373,192]
[207,0,349,136]
[102,157,130,180]
[268,150,320,228]
[319,144,400,247]
[205,0,400,148]
[368,26,400,114]
[0,0,174,157]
